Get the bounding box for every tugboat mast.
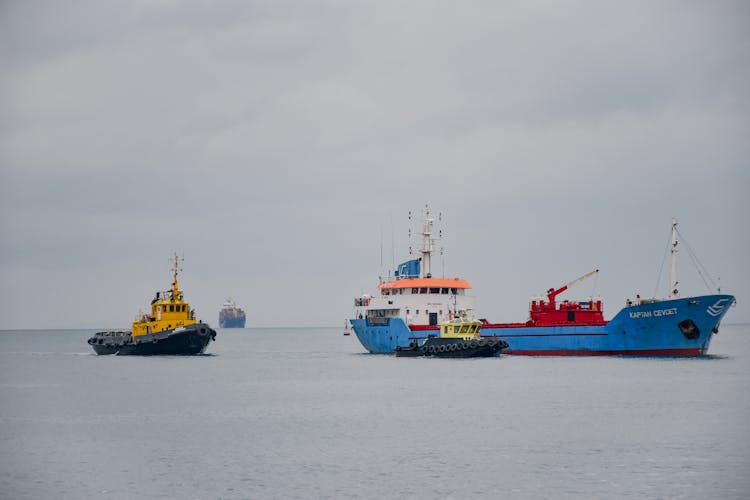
[171,253,183,299]
[669,218,679,299]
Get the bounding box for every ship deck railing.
[96,331,131,337]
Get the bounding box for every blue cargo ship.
[349,209,735,356]
[219,298,246,328]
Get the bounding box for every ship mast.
[171,253,183,299]
[669,218,679,299]
[419,205,434,278]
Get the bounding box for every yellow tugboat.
[88,254,216,355]
[394,313,508,358]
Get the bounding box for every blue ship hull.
[219,317,245,328]
[351,294,735,356]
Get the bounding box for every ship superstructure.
[352,206,475,352]
[132,254,197,336]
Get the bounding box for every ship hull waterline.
[219,318,246,328]
[350,295,735,356]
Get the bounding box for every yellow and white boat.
[395,313,508,357]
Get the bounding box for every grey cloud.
[1,0,748,328]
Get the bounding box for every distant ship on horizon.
[219,298,246,328]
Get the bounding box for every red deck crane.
[529,269,605,326]
[546,269,600,308]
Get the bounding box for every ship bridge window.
[419,288,428,294]
[169,305,174,312]
[441,288,448,294]
[430,288,439,294]
[451,288,457,294]
[411,288,418,294]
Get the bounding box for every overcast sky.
[1,0,748,329]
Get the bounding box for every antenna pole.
[171,252,183,298]
[390,214,396,274]
[420,204,433,278]
[380,225,383,269]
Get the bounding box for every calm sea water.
[1,325,748,500]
